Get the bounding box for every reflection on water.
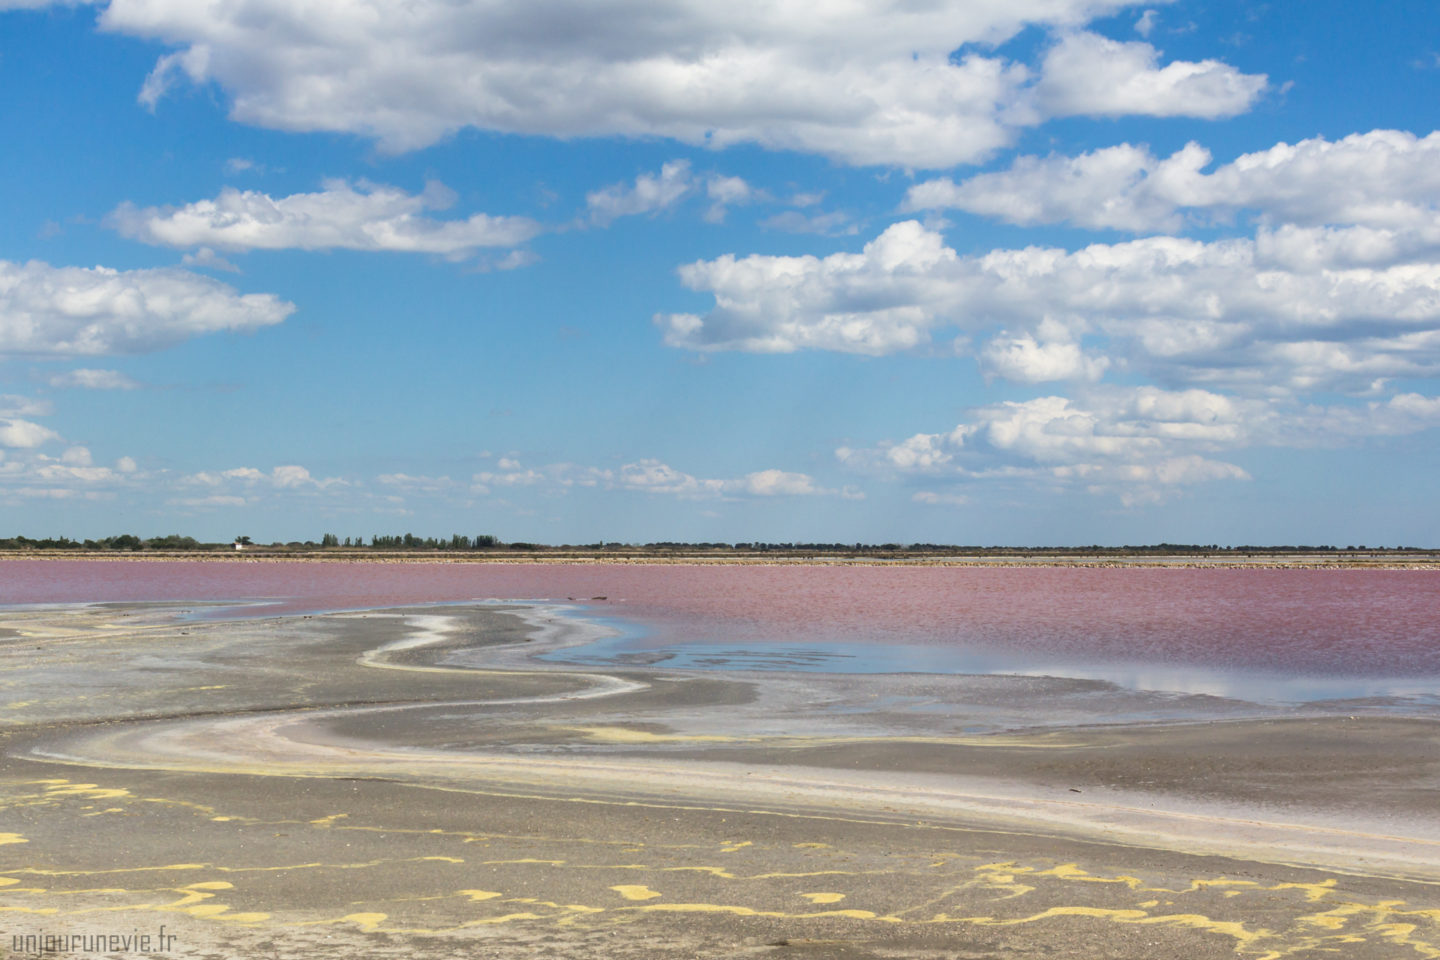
[544,633,1440,705]
[5,559,1439,705]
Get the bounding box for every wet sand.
[2,602,1438,958]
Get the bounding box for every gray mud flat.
[2,601,1438,959]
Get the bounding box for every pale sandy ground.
[1,601,1438,959]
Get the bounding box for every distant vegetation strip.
[0,534,1434,556]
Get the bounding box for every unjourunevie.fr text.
[11,926,178,956]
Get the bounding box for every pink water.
[2,560,1437,685]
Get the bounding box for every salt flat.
[2,602,1438,959]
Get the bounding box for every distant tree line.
[362,534,502,550]
[0,534,208,551]
[0,535,1434,554]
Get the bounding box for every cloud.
[470,458,611,495]
[658,220,957,356]
[0,0,95,8]
[658,220,1440,395]
[587,161,695,226]
[980,323,1110,382]
[619,459,851,499]
[377,473,455,494]
[905,130,1440,242]
[913,490,971,506]
[272,464,320,489]
[47,368,142,390]
[0,260,292,356]
[182,464,345,490]
[94,0,1258,167]
[839,390,1254,504]
[466,455,844,501]
[0,418,60,448]
[111,180,540,257]
[704,174,761,223]
[760,210,857,236]
[842,385,1440,504]
[173,494,248,508]
[739,469,823,496]
[0,395,53,417]
[181,247,240,272]
[585,162,762,225]
[1034,31,1266,119]
[902,142,1193,231]
[0,446,145,499]
[615,458,727,498]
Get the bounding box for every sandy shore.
[2,602,1438,958]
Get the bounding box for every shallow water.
[2,559,1437,700]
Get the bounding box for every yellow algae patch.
[164,882,230,909]
[0,833,28,845]
[627,903,888,922]
[793,734,1086,750]
[39,782,133,801]
[335,912,388,932]
[1035,864,1146,889]
[456,890,504,902]
[154,882,270,924]
[560,725,747,744]
[0,878,20,886]
[1302,911,1353,931]
[460,913,548,926]
[611,885,663,901]
[309,814,348,827]
[801,893,846,904]
[932,904,1275,951]
[720,841,751,853]
[663,865,861,881]
[184,905,234,918]
[8,864,208,877]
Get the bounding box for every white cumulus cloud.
[843,385,1440,505]
[659,220,1440,395]
[1034,31,1266,119]
[587,161,696,226]
[980,327,1110,383]
[182,464,345,490]
[0,260,291,356]
[466,455,844,501]
[91,0,1258,167]
[905,130,1440,245]
[0,418,61,448]
[110,180,540,257]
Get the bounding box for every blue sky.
[2,0,1438,545]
